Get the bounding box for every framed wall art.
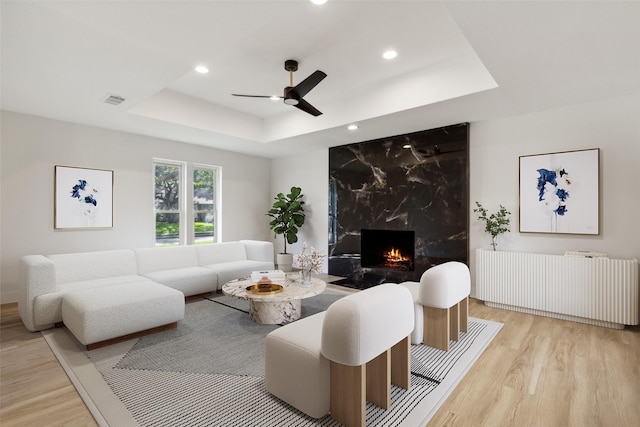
[54,165,113,229]
[519,148,599,235]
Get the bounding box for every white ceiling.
[2,1,639,158]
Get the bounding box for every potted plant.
[473,201,511,251]
[267,186,305,271]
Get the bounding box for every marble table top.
[222,274,326,302]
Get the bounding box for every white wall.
[270,149,329,271]
[274,94,640,295]
[3,93,638,303]
[0,111,272,303]
[468,93,640,294]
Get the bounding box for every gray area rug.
[115,293,344,377]
[43,291,502,427]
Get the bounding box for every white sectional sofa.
[18,240,274,347]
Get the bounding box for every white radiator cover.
[476,249,639,329]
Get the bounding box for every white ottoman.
[265,312,329,419]
[62,282,185,350]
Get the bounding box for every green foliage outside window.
[155,222,213,237]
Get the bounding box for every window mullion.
[183,163,191,246]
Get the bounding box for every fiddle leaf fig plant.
[267,186,305,254]
[473,201,511,251]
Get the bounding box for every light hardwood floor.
[1,298,639,426]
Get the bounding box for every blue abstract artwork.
[519,149,599,234]
[55,166,113,229]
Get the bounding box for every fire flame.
[384,247,411,264]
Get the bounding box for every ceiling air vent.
[101,94,127,106]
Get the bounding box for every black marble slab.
[328,123,469,287]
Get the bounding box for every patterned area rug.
[43,291,502,427]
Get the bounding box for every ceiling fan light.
[283,98,299,106]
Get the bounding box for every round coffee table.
[222,275,326,324]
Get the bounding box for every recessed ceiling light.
[402,144,411,149]
[269,95,280,101]
[310,0,327,5]
[383,50,398,60]
[347,124,359,131]
[195,65,209,74]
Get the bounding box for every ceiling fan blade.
[231,94,282,99]
[294,99,322,116]
[291,70,327,98]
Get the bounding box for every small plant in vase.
[294,243,325,287]
[473,201,511,251]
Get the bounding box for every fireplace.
[328,123,469,289]
[361,229,415,271]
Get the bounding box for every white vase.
[276,253,293,272]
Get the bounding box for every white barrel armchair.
[399,261,470,351]
[321,284,414,426]
[264,283,414,426]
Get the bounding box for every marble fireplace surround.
[328,123,469,289]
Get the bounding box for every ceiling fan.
[232,59,327,116]
[418,145,466,158]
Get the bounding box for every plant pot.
[276,253,294,272]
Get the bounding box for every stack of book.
[564,251,608,258]
[250,270,286,283]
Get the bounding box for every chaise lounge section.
[61,281,185,350]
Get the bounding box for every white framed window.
[154,159,220,246]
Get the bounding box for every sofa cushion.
[265,312,329,418]
[197,242,247,265]
[135,246,199,274]
[239,240,275,263]
[142,267,217,295]
[204,260,274,285]
[48,250,137,284]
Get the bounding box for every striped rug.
[43,292,501,427]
